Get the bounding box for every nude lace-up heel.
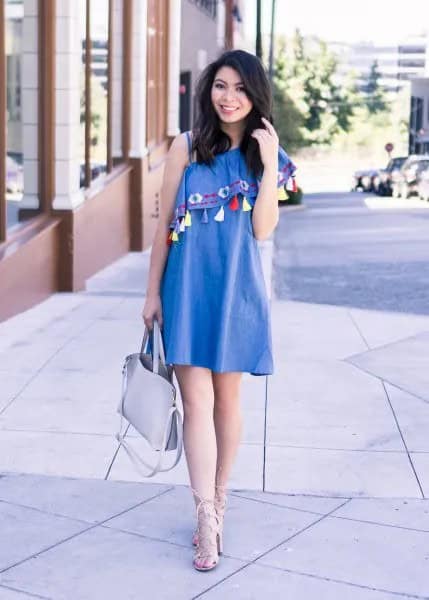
[192,484,227,555]
[191,487,221,571]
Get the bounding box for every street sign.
[385,143,394,153]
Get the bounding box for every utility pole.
[268,0,277,81]
[256,0,262,60]
[225,0,234,50]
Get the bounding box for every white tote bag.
[115,320,183,477]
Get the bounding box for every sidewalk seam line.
[0,486,174,575]
[191,498,352,600]
[249,564,428,600]
[342,318,426,499]
[0,583,52,600]
[0,297,125,418]
[344,360,429,406]
[381,380,426,499]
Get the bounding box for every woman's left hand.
[251,117,279,168]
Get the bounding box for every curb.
[279,203,307,211]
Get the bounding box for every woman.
[142,49,296,571]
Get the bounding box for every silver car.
[417,164,429,202]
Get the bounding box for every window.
[411,96,424,132]
[190,0,217,19]
[146,0,168,148]
[1,0,34,237]
[79,0,124,189]
[398,59,425,68]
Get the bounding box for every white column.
[52,0,84,210]
[217,0,226,49]
[425,35,429,76]
[129,0,148,158]
[167,0,181,137]
[20,0,39,209]
[111,0,123,158]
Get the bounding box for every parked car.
[351,168,380,192]
[374,156,407,196]
[391,155,429,199]
[417,164,429,202]
[6,155,24,194]
[79,162,107,187]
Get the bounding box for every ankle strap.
[191,487,215,504]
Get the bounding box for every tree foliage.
[362,60,388,114]
[272,29,360,148]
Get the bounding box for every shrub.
[278,186,303,206]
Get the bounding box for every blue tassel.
[201,208,209,223]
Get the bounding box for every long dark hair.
[192,49,273,177]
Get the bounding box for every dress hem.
[169,360,273,377]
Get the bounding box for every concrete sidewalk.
[1,245,429,599]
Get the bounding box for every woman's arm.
[142,133,189,329]
[251,117,279,241]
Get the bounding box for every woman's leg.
[212,371,243,488]
[174,365,217,502]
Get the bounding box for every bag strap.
[115,406,183,478]
[140,320,167,375]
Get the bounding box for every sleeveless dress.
[160,132,297,376]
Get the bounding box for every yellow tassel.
[278,186,289,201]
[185,210,192,227]
[242,197,252,211]
[171,231,179,242]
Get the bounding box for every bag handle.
[140,319,167,375]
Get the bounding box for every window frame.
[146,0,168,150]
[81,0,130,190]
[0,0,56,244]
[0,0,6,241]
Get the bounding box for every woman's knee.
[212,372,243,412]
[174,365,214,412]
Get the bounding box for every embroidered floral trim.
[188,192,203,204]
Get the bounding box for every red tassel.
[292,178,298,192]
[229,195,239,211]
[166,232,173,246]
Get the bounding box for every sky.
[246,0,429,45]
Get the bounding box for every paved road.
[274,192,429,315]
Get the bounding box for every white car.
[417,166,429,202]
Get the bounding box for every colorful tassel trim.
[242,197,252,212]
[214,205,225,222]
[167,194,256,244]
[229,195,239,211]
[286,176,298,192]
[278,186,289,201]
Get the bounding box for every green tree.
[363,60,387,114]
[273,30,359,148]
[272,36,305,152]
[80,72,108,162]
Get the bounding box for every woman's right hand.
[142,293,163,330]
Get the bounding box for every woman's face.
[211,66,253,124]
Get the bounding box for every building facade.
[409,78,429,154]
[330,35,429,96]
[0,0,243,321]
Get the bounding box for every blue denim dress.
[160,132,296,376]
